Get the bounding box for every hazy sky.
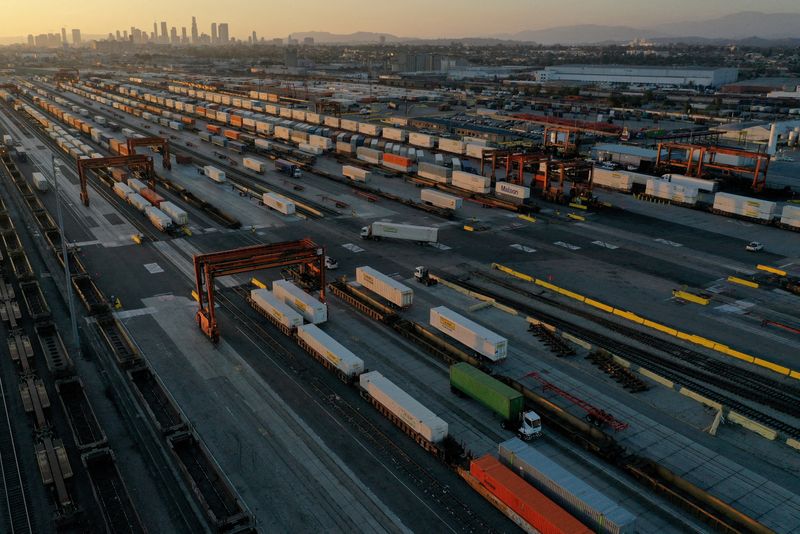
[3,0,800,39]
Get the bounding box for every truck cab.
[414,266,436,286]
[518,410,543,440]
[324,256,338,270]
[360,226,371,239]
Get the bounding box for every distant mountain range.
[2,11,799,47]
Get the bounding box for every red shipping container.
[207,124,221,134]
[111,168,128,182]
[223,129,240,140]
[383,153,412,167]
[470,455,591,534]
[139,187,164,207]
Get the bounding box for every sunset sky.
[2,0,800,40]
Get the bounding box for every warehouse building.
[590,143,659,170]
[540,65,738,88]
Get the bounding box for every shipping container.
[298,143,323,155]
[645,179,698,205]
[499,438,636,534]
[262,192,296,215]
[159,201,188,226]
[450,363,526,422]
[662,174,717,193]
[418,162,452,183]
[356,146,382,165]
[127,193,150,211]
[359,371,448,443]
[204,166,227,183]
[139,187,165,207]
[145,206,172,231]
[250,289,303,331]
[272,280,327,324]
[713,192,775,221]
[781,205,800,229]
[31,172,49,191]
[470,455,591,534]
[361,222,438,243]
[382,127,407,142]
[421,189,462,210]
[409,132,435,148]
[438,138,465,154]
[254,138,272,151]
[383,153,413,172]
[341,119,359,132]
[243,157,267,173]
[466,144,490,159]
[356,266,413,308]
[297,324,365,379]
[113,182,133,200]
[359,123,381,137]
[343,165,371,182]
[452,170,490,194]
[591,167,634,192]
[433,307,507,360]
[495,182,530,200]
[127,178,146,193]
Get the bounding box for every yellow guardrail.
[490,262,800,380]
[567,213,585,221]
[517,214,536,223]
[463,225,475,232]
[191,290,200,302]
[251,277,267,289]
[727,276,759,288]
[757,264,787,276]
[672,290,710,305]
[568,202,588,210]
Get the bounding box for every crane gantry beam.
[76,155,155,207]
[193,239,326,343]
[126,137,171,170]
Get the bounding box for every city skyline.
[2,0,800,43]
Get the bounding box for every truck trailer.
[360,222,438,244]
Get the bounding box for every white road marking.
[510,244,536,253]
[654,238,683,247]
[554,241,581,251]
[430,242,451,250]
[143,262,164,274]
[591,240,619,250]
[341,243,365,253]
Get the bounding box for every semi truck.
[450,363,542,441]
[360,222,438,244]
[274,159,302,178]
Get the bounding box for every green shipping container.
[450,362,524,422]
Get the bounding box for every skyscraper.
[181,27,187,44]
[160,21,168,42]
[252,31,257,45]
[218,23,229,44]
[170,27,178,44]
[61,27,67,44]
[27,34,34,47]
[71,29,81,46]
[211,23,217,44]
[191,16,198,44]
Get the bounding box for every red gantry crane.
[76,155,155,207]
[126,137,171,170]
[193,239,326,343]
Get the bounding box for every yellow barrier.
[463,225,475,232]
[585,298,614,313]
[567,213,586,221]
[757,264,787,277]
[131,234,143,245]
[492,263,534,282]
[517,214,536,223]
[727,276,759,288]
[672,290,710,305]
[643,320,679,337]
[535,279,561,292]
[182,227,193,236]
[792,371,800,380]
[191,290,199,302]
[557,288,586,302]
[568,202,588,210]
[754,358,791,376]
[251,277,267,289]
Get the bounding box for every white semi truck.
[360,222,438,244]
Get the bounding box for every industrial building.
[539,65,739,88]
[590,143,659,168]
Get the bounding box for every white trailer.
[203,166,226,183]
[113,182,133,200]
[421,189,462,210]
[409,132,435,148]
[418,162,451,183]
[272,280,327,324]
[296,324,365,379]
[430,306,507,361]
[127,178,146,193]
[452,171,490,193]
[343,165,371,182]
[713,192,775,221]
[145,206,172,231]
[243,157,267,173]
[495,182,530,200]
[250,289,303,330]
[360,222,438,243]
[262,192,296,215]
[159,201,189,226]
[359,371,448,443]
[356,266,413,308]
[31,172,50,192]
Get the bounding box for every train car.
[296,324,365,382]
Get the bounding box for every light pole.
[51,155,80,356]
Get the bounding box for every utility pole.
[51,156,80,356]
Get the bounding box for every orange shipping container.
[180,116,195,126]
[383,153,412,167]
[223,129,240,141]
[230,115,243,127]
[109,138,123,154]
[207,124,221,134]
[139,187,164,207]
[196,106,206,115]
[118,145,130,156]
[470,455,591,534]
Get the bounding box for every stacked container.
[272,280,327,324]
[251,289,303,330]
[645,179,698,205]
[452,171,490,194]
[713,192,776,221]
[495,182,530,200]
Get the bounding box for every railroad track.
[472,270,800,414]
[0,375,33,534]
[448,273,800,440]
[212,285,498,533]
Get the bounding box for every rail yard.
[0,64,798,534]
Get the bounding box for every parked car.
[746,242,764,252]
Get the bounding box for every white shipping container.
[204,166,226,183]
[254,138,272,150]
[145,206,172,231]
[662,174,718,193]
[324,116,340,128]
[356,146,382,164]
[495,182,530,200]
[127,178,145,193]
[452,171,490,194]
[430,306,507,361]
[341,119,359,132]
[713,192,775,220]
[409,132,435,148]
[243,157,267,173]
[159,201,188,226]
[382,127,407,142]
[298,143,323,155]
[309,135,333,150]
[591,167,634,192]
[418,162,451,183]
[356,267,413,308]
[645,179,698,205]
[421,189,462,210]
[250,289,303,330]
[358,123,381,137]
[272,280,327,324]
[359,371,448,443]
[127,193,150,211]
[262,192,296,215]
[781,205,800,223]
[113,182,133,200]
[31,172,49,191]
[343,165,371,182]
[438,138,465,154]
[274,126,291,140]
[297,324,365,378]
